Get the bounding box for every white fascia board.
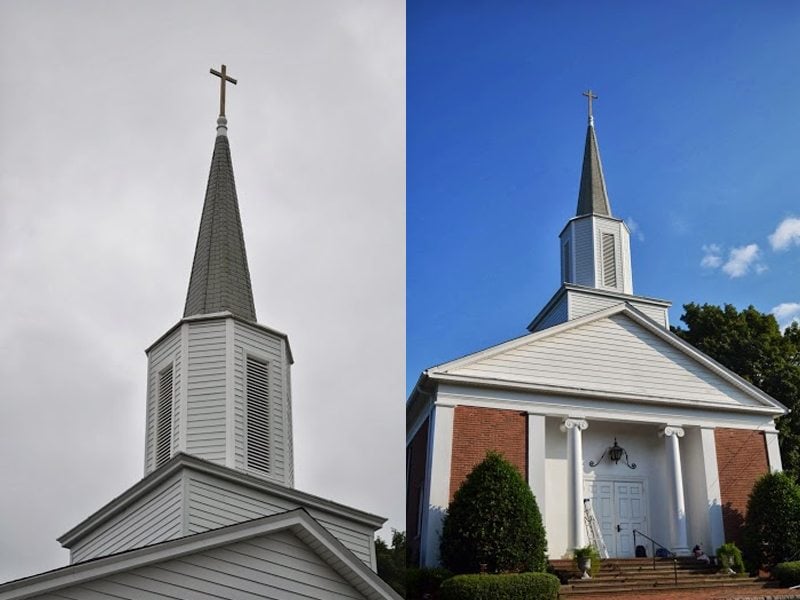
[428,303,787,415]
[1,510,401,600]
[433,372,783,416]
[436,383,781,431]
[406,379,435,443]
[59,454,385,548]
[621,305,788,413]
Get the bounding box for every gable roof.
[0,509,401,600]
[424,303,787,415]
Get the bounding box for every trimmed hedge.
[773,561,800,587]
[440,452,547,574]
[439,572,560,600]
[406,567,453,599]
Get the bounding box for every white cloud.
[700,244,723,269]
[772,302,800,330]
[722,244,761,278]
[769,217,800,251]
[625,217,645,242]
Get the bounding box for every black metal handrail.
[632,529,678,585]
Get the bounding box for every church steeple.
[558,91,633,295]
[576,89,611,217]
[143,67,294,486]
[184,65,256,321]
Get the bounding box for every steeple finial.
[575,89,611,216]
[582,89,598,126]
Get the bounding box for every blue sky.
[407,1,800,394]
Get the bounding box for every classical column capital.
[561,418,589,432]
[662,425,685,438]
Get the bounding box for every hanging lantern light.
[589,437,637,470]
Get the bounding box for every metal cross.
[210,64,238,117]
[582,89,598,121]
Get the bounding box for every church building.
[0,67,399,600]
[406,93,787,567]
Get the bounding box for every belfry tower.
[528,90,670,332]
[143,66,294,486]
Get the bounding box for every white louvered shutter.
[602,232,617,287]
[155,364,173,467]
[246,356,270,473]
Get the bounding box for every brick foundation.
[449,406,527,501]
[715,428,769,546]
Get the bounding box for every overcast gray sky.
[0,0,404,581]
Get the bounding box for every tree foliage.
[672,303,800,478]
[742,472,800,569]
[374,530,406,595]
[440,451,547,574]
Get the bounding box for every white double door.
[585,479,648,558]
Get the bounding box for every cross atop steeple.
[210,64,237,117]
[582,89,598,125]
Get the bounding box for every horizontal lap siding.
[569,292,667,327]
[186,321,227,463]
[450,406,527,501]
[69,475,183,564]
[186,473,373,566]
[716,428,769,546]
[573,218,594,286]
[234,321,289,483]
[452,314,757,406]
[145,331,181,474]
[533,294,568,331]
[38,531,366,600]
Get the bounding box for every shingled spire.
[575,90,611,217]
[183,97,257,321]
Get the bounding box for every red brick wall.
[715,428,770,545]
[406,418,429,565]
[449,406,527,501]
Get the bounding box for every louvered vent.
[562,240,571,282]
[246,356,270,473]
[601,232,617,287]
[155,364,173,468]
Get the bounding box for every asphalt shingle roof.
[183,132,257,321]
[576,122,612,217]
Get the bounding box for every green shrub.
[742,472,800,570]
[439,572,560,600]
[773,561,800,587]
[406,567,452,599]
[440,452,547,574]
[716,542,745,574]
[573,545,601,577]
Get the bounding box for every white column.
[561,418,588,551]
[663,426,689,555]
[421,404,454,567]
[528,414,546,518]
[765,429,783,472]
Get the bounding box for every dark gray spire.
[575,116,612,217]
[184,119,257,321]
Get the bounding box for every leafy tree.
[672,303,800,479]
[440,451,547,574]
[375,529,406,595]
[742,472,800,570]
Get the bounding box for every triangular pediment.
[0,509,400,600]
[430,305,785,413]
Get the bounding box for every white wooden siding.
[69,474,183,564]
[533,294,568,331]
[145,330,181,474]
[186,472,374,567]
[186,320,228,464]
[35,530,367,600]
[234,320,292,485]
[568,292,667,328]
[572,217,594,286]
[447,313,761,407]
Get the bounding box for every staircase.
[551,557,774,597]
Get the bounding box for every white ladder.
[583,499,609,559]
